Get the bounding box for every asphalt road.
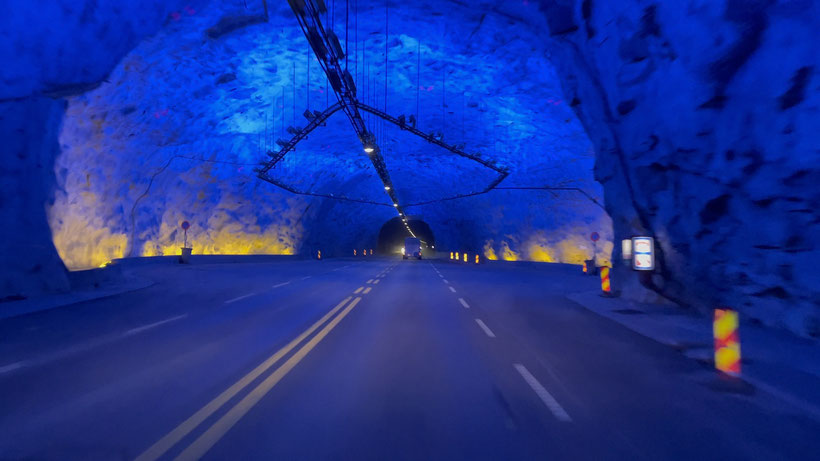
[0,257,817,460]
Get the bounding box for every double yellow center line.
[136,296,362,461]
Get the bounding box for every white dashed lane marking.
[272,282,290,288]
[363,287,372,294]
[0,362,25,374]
[458,298,470,309]
[448,286,457,293]
[514,364,572,422]
[354,287,364,294]
[475,319,496,338]
[124,314,188,337]
[225,293,256,304]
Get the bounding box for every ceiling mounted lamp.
[393,203,398,207]
[384,186,391,190]
[364,146,374,153]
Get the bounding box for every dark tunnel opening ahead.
[377,217,435,255]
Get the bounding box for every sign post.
[179,221,192,264]
[590,232,600,261]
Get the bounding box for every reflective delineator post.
[456,252,459,261]
[362,249,366,257]
[317,250,321,260]
[450,252,454,260]
[475,254,479,264]
[582,261,587,273]
[463,253,467,263]
[600,266,612,296]
[353,249,357,256]
[714,309,741,377]
[370,249,373,255]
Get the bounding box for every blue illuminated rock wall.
[1,0,193,297]
[11,0,815,339]
[539,0,820,336]
[50,0,606,269]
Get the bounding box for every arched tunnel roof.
[48,0,607,268]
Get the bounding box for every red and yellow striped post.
[463,253,467,263]
[450,252,453,260]
[362,249,366,257]
[714,309,741,377]
[456,252,459,261]
[600,266,612,296]
[317,250,321,260]
[353,249,357,256]
[370,249,373,255]
[475,254,479,264]
[582,261,588,273]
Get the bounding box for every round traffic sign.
[590,232,600,242]
[181,221,190,230]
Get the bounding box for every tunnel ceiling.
[51,0,605,269]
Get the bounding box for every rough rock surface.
[3,0,816,339]
[50,0,606,270]
[538,0,820,336]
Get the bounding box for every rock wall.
[0,98,70,298]
[2,0,613,300]
[48,0,607,269]
[538,0,820,336]
[0,0,193,298]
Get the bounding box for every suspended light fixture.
[384,186,391,190]
[393,203,398,207]
[364,146,374,153]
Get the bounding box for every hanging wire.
[442,65,445,133]
[307,41,310,112]
[416,40,420,128]
[345,0,349,73]
[384,0,388,115]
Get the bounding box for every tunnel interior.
[2,0,818,336]
[377,217,436,255]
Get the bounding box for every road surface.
[0,257,817,460]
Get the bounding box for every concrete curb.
[0,278,155,321]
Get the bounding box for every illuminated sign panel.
[631,237,654,271]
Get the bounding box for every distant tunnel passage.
[377,217,435,255]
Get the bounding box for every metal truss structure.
[255,0,508,213]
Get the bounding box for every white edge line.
[273,281,291,288]
[513,363,572,422]
[124,314,189,337]
[458,298,470,309]
[224,293,256,304]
